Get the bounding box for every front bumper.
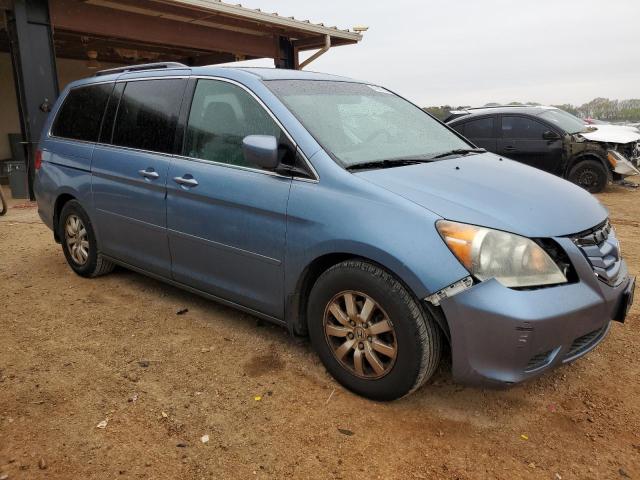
[610,149,640,177]
[613,160,640,177]
[439,237,631,387]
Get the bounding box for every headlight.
[608,150,640,175]
[436,220,567,288]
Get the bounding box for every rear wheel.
[568,159,608,193]
[308,260,441,401]
[59,200,114,278]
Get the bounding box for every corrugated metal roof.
[161,0,363,42]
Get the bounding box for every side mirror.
[542,130,561,141]
[242,135,279,169]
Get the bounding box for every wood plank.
[49,0,278,59]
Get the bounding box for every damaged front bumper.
[434,237,632,387]
[609,150,640,176]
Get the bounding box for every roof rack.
[467,105,547,110]
[95,62,188,77]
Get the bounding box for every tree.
[423,105,453,120]
[581,98,618,120]
[552,104,580,117]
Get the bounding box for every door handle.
[503,146,516,152]
[138,168,159,179]
[173,175,199,187]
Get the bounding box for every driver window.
[184,79,282,169]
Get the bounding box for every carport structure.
[0,0,363,196]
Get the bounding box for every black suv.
[445,106,640,193]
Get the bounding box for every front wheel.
[567,159,608,193]
[308,260,442,401]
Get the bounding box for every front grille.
[525,350,553,371]
[571,220,622,286]
[563,324,608,360]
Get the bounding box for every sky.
[225,0,640,108]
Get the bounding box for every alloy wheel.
[64,214,89,265]
[323,290,397,379]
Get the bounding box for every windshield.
[266,80,471,167]
[537,109,586,134]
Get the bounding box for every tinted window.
[184,79,282,169]
[502,116,547,139]
[99,83,125,144]
[465,117,494,138]
[112,79,185,154]
[451,123,465,135]
[51,83,112,142]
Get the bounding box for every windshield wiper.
[346,158,433,171]
[346,150,485,171]
[430,148,486,159]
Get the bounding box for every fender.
[51,189,80,242]
[284,238,467,336]
[36,161,93,241]
[564,150,611,178]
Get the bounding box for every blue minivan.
[35,63,635,400]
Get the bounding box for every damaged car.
[446,106,640,192]
[35,65,635,400]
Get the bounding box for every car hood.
[580,125,640,144]
[355,153,608,238]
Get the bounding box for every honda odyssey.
[34,63,635,400]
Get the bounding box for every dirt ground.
[0,183,638,480]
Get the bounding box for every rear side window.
[51,83,112,142]
[184,79,282,169]
[112,79,186,154]
[464,117,494,138]
[502,116,547,139]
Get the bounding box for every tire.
[58,200,114,278]
[568,159,608,193]
[307,259,441,401]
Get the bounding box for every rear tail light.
[34,149,42,170]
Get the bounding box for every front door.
[167,78,292,318]
[497,115,563,173]
[92,77,187,277]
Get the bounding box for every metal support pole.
[275,36,296,69]
[6,0,59,199]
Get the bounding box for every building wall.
[0,53,21,160]
[0,53,119,160]
[57,57,120,91]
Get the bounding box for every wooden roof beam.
[49,0,278,59]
